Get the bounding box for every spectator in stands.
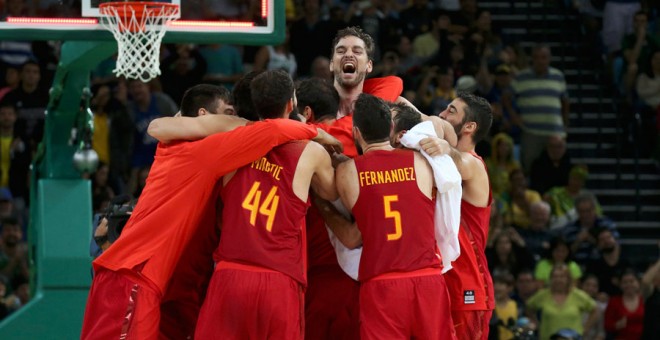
[534,236,583,286]
[416,65,455,115]
[199,44,244,91]
[160,44,207,104]
[580,274,608,340]
[526,264,599,340]
[586,228,631,296]
[0,67,19,101]
[346,1,399,60]
[479,63,514,108]
[602,0,642,56]
[2,60,48,153]
[369,50,401,79]
[641,259,660,340]
[487,227,535,278]
[399,0,436,39]
[0,189,14,221]
[0,102,30,210]
[493,271,519,340]
[545,165,602,230]
[621,10,660,94]
[253,25,298,77]
[393,35,422,89]
[634,49,660,159]
[604,269,645,339]
[518,201,554,261]
[0,0,34,79]
[309,56,332,81]
[131,166,150,200]
[4,273,28,314]
[512,269,539,317]
[530,134,572,195]
[486,132,521,199]
[447,0,479,36]
[499,44,528,76]
[125,79,177,194]
[563,193,619,265]
[412,11,450,60]
[572,0,605,62]
[0,217,28,284]
[463,10,503,70]
[502,168,542,229]
[478,63,521,145]
[503,45,569,173]
[289,0,342,79]
[91,162,114,210]
[90,83,133,192]
[0,274,9,320]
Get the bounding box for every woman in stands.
[526,264,599,340]
[605,269,645,340]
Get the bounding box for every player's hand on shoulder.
[331,153,351,169]
[312,128,344,155]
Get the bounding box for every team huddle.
[81,27,494,340]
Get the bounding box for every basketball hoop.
[99,1,180,82]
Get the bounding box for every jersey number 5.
[384,195,402,241]
[242,181,280,232]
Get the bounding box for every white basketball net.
[99,2,179,82]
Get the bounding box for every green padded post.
[0,41,115,339]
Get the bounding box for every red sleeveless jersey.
[352,150,441,281]
[444,151,495,311]
[215,141,311,286]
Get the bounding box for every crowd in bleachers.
[0,0,658,338]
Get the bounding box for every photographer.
[89,195,134,258]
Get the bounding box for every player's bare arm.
[312,193,362,250]
[321,159,362,249]
[293,141,339,202]
[336,159,360,211]
[148,114,248,143]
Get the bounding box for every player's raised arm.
[197,119,318,176]
[148,114,248,143]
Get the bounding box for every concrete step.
[600,202,660,216]
[587,173,660,190]
[572,157,659,174]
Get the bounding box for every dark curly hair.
[250,70,294,120]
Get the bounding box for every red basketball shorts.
[305,265,360,340]
[359,271,456,340]
[80,267,161,340]
[195,263,303,340]
[452,309,493,340]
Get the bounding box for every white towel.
[326,199,361,280]
[400,121,462,273]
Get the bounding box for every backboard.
[0,0,284,45]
